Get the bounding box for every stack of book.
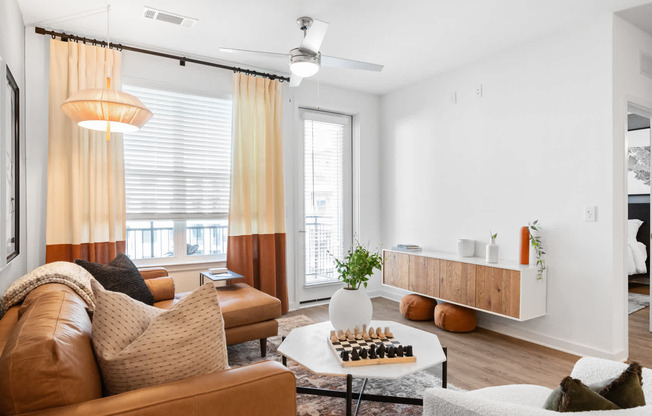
[392,244,422,252]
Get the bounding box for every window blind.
[123,85,232,220]
[301,109,351,284]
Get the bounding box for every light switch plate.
[584,206,597,222]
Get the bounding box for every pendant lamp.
[60,5,152,140]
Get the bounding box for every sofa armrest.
[571,357,652,403]
[139,267,169,280]
[423,387,558,416]
[27,361,296,416]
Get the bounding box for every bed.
[628,194,650,282]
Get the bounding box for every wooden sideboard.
[383,249,546,321]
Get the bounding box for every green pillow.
[543,362,646,412]
[558,377,620,412]
[597,362,646,409]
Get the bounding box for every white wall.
[284,80,381,310]
[0,0,27,294]
[612,15,652,351]
[379,15,625,359]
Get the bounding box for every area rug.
[227,315,454,416]
[629,292,650,314]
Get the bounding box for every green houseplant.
[329,240,383,331]
[527,220,546,280]
[332,240,383,290]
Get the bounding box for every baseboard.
[478,315,627,361]
[376,287,628,361]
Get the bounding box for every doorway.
[296,108,353,302]
[625,104,651,344]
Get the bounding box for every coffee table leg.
[354,378,368,416]
[346,374,352,416]
[442,347,448,389]
[281,336,287,367]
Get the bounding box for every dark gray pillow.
[76,253,155,305]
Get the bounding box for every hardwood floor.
[288,297,578,391]
[628,283,651,368]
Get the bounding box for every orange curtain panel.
[46,39,127,263]
[227,73,288,313]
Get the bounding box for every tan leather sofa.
[0,272,295,416]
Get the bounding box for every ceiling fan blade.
[290,74,303,87]
[219,47,288,59]
[299,19,328,54]
[321,55,384,72]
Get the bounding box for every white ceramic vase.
[329,287,373,331]
[486,239,499,263]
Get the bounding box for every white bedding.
[628,240,648,275]
[628,218,648,275]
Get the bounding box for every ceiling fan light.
[290,61,320,78]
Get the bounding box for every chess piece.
[376,327,383,338]
[385,327,393,338]
[337,330,346,340]
[363,330,371,340]
[378,348,385,359]
[362,324,367,335]
[406,345,413,357]
[330,330,338,343]
[354,327,362,340]
[387,347,395,358]
[370,328,378,339]
[397,345,404,357]
[377,344,385,355]
[341,351,349,361]
[345,329,352,339]
[369,344,376,353]
[351,349,360,361]
[360,348,368,359]
[369,348,377,359]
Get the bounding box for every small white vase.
[329,287,373,332]
[457,239,474,257]
[486,239,499,263]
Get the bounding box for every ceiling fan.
[220,17,384,87]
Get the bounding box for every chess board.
[328,336,417,367]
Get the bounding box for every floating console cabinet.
[383,249,546,321]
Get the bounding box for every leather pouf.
[434,303,476,332]
[399,294,437,321]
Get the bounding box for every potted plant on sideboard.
[328,240,383,331]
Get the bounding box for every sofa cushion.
[467,384,553,408]
[0,286,102,415]
[91,280,229,395]
[216,283,282,329]
[543,376,620,412]
[76,253,155,305]
[400,294,437,321]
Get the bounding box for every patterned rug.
[629,292,650,314]
[227,315,454,416]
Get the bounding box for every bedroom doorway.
[626,104,651,335]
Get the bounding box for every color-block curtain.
[227,73,288,313]
[46,39,126,263]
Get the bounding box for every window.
[123,85,232,263]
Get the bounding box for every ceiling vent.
[143,7,197,28]
[641,51,652,79]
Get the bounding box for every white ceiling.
[17,0,652,95]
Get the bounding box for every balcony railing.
[126,221,228,260]
[304,215,341,285]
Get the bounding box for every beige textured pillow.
[91,279,228,395]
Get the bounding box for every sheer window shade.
[123,85,232,220]
[301,109,351,285]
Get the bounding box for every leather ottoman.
[400,294,437,321]
[434,303,476,332]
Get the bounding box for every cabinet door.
[439,260,476,307]
[475,266,521,318]
[383,251,409,290]
[409,256,439,298]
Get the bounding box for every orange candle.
[520,226,530,265]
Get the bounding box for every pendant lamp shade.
[60,87,153,133]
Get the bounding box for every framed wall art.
[3,63,19,263]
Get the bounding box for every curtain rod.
[34,27,290,83]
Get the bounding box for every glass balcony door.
[297,109,353,302]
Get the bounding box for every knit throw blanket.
[0,261,95,318]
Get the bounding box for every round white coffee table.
[277,320,447,416]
